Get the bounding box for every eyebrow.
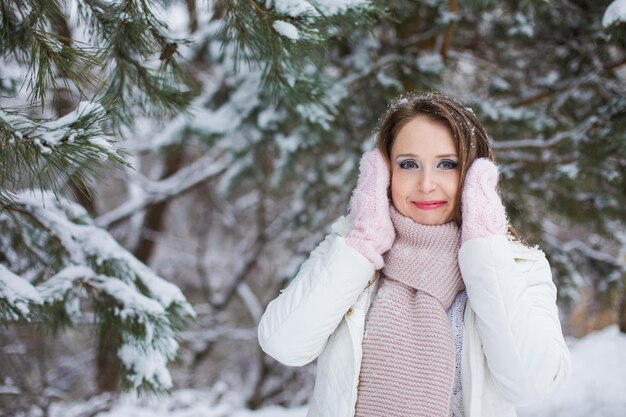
[395,153,459,158]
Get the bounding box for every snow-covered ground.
[50,325,626,417]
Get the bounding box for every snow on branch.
[0,101,127,206]
[562,240,626,271]
[0,191,196,390]
[0,264,42,321]
[15,192,194,316]
[603,0,626,27]
[222,0,383,105]
[37,264,180,390]
[492,115,599,150]
[0,101,115,154]
[38,265,165,318]
[96,149,231,228]
[126,69,264,153]
[272,0,373,17]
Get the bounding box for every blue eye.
[438,159,458,170]
[399,159,419,169]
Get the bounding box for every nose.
[417,169,436,193]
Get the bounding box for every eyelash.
[398,159,458,170]
[439,160,458,170]
[399,160,419,169]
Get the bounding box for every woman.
[257,92,570,417]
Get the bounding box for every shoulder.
[460,234,552,282]
[507,237,553,285]
[508,237,547,262]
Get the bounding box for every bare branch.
[511,56,626,108]
[563,240,625,270]
[95,150,230,228]
[236,282,263,323]
[208,237,265,309]
[492,115,600,150]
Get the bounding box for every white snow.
[191,72,262,136]
[272,0,318,17]
[257,107,285,129]
[17,191,193,316]
[310,0,371,15]
[273,20,300,40]
[118,344,173,389]
[231,407,307,417]
[376,70,403,89]
[273,0,371,17]
[508,12,534,37]
[96,150,230,234]
[417,53,444,74]
[42,101,110,149]
[479,101,528,122]
[97,277,166,318]
[557,162,579,179]
[0,264,42,317]
[46,325,626,417]
[44,36,64,53]
[0,101,113,155]
[51,389,308,417]
[38,265,95,301]
[603,0,626,27]
[46,101,101,130]
[6,191,195,391]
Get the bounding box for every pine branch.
[1,0,102,107]
[77,0,197,125]
[0,102,127,207]
[219,0,385,104]
[0,192,195,391]
[38,265,179,390]
[0,264,42,324]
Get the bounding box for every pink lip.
[412,200,446,210]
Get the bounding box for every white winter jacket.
[258,216,570,417]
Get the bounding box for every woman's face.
[389,116,460,225]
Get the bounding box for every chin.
[413,218,445,226]
[409,212,451,226]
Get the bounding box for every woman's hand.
[346,150,395,269]
[461,158,508,244]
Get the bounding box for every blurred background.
[1,0,625,416]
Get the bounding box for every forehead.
[391,117,457,156]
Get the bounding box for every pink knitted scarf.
[355,206,464,417]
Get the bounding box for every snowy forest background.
[1,0,625,416]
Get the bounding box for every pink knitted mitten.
[346,150,395,269]
[461,158,508,244]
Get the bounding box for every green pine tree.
[0,0,387,411]
[2,0,624,412]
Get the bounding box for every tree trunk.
[133,149,185,264]
[96,326,121,392]
[186,0,198,33]
[440,0,458,59]
[130,0,198,264]
[53,13,114,392]
[52,12,98,215]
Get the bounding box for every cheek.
[444,174,461,205]
[390,170,409,203]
